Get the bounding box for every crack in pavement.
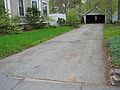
[11,79,24,90]
[3,75,108,87]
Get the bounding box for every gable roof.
[83,6,108,16]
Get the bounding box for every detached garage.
[84,7,107,24]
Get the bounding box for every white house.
[112,11,118,22]
[4,0,49,23]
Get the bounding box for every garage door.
[86,15,105,24]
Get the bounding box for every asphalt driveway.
[0,24,119,90]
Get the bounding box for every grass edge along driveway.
[104,24,120,68]
[0,26,74,59]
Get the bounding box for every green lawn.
[104,24,120,39]
[0,26,74,59]
[104,24,120,68]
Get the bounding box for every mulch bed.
[103,41,113,85]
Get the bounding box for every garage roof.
[84,7,108,16]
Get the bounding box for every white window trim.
[17,0,25,17]
[38,0,42,11]
[4,0,7,9]
[4,0,11,14]
[31,0,39,8]
[42,0,49,15]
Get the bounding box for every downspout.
[47,0,49,16]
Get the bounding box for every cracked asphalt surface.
[0,24,120,90]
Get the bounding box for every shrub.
[26,7,44,25]
[57,18,66,26]
[66,7,81,27]
[0,12,22,34]
[113,20,120,24]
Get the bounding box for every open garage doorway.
[86,15,105,24]
[83,7,108,24]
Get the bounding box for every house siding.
[5,0,49,16]
[24,0,31,15]
[10,0,30,16]
[4,0,49,24]
[11,0,18,16]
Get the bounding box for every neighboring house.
[4,0,49,23]
[112,11,118,22]
[83,7,108,24]
[49,13,66,25]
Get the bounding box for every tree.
[78,0,82,21]
[66,6,80,27]
[107,0,112,23]
[26,7,44,24]
[49,0,82,13]
[58,0,64,13]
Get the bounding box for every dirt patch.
[103,41,113,85]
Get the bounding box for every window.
[42,2,47,16]
[32,1,37,8]
[31,0,38,8]
[18,0,24,16]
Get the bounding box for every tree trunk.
[107,0,112,23]
[58,0,63,13]
[78,0,81,22]
[52,0,56,13]
[64,0,67,13]
[118,0,120,20]
[109,0,112,23]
